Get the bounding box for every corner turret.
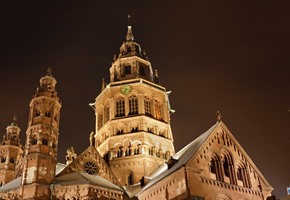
[0,116,23,186]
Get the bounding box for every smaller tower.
[0,116,23,186]
[20,68,61,199]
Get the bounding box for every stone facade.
[0,25,273,200]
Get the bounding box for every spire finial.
[13,115,17,122]
[216,110,222,122]
[47,66,52,76]
[126,15,134,41]
[128,15,131,26]
[11,115,18,126]
[154,69,159,84]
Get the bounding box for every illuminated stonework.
[0,25,273,200]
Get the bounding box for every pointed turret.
[109,25,156,83]
[0,116,23,186]
[1,116,21,146]
[20,67,62,199]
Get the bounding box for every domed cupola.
[109,26,156,83]
[35,67,58,98]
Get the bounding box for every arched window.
[224,157,230,177]
[31,138,37,145]
[116,98,125,117]
[128,171,134,185]
[237,163,251,188]
[129,95,138,115]
[125,65,131,74]
[1,157,6,163]
[45,111,51,117]
[34,110,41,117]
[144,96,151,115]
[42,138,48,145]
[209,155,223,181]
[222,152,235,184]
[154,100,162,120]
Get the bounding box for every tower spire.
[127,15,131,26]
[126,15,133,41]
[11,115,18,126]
[47,66,52,76]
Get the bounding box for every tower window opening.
[116,129,123,135]
[42,138,48,145]
[116,98,125,117]
[125,65,132,75]
[1,157,6,163]
[131,127,138,133]
[34,110,41,117]
[144,97,151,115]
[31,138,37,145]
[45,111,51,117]
[129,95,138,115]
[140,66,146,76]
[10,158,14,163]
[154,100,162,120]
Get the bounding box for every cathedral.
[0,25,273,200]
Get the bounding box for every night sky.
[0,1,289,198]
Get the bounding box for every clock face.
[120,85,132,95]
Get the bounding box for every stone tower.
[20,68,61,199]
[92,26,175,186]
[0,116,23,186]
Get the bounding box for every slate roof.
[54,172,123,191]
[0,176,21,192]
[0,163,69,192]
[136,122,219,195]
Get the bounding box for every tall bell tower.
[20,68,61,199]
[92,26,175,186]
[0,116,23,186]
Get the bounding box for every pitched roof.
[137,122,219,195]
[0,163,67,193]
[54,172,123,191]
[0,177,21,192]
[56,162,66,175]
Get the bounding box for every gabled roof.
[137,120,273,197]
[54,172,123,191]
[57,145,122,187]
[0,162,68,193]
[0,177,21,192]
[56,162,66,175]
[137,122,219,195]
